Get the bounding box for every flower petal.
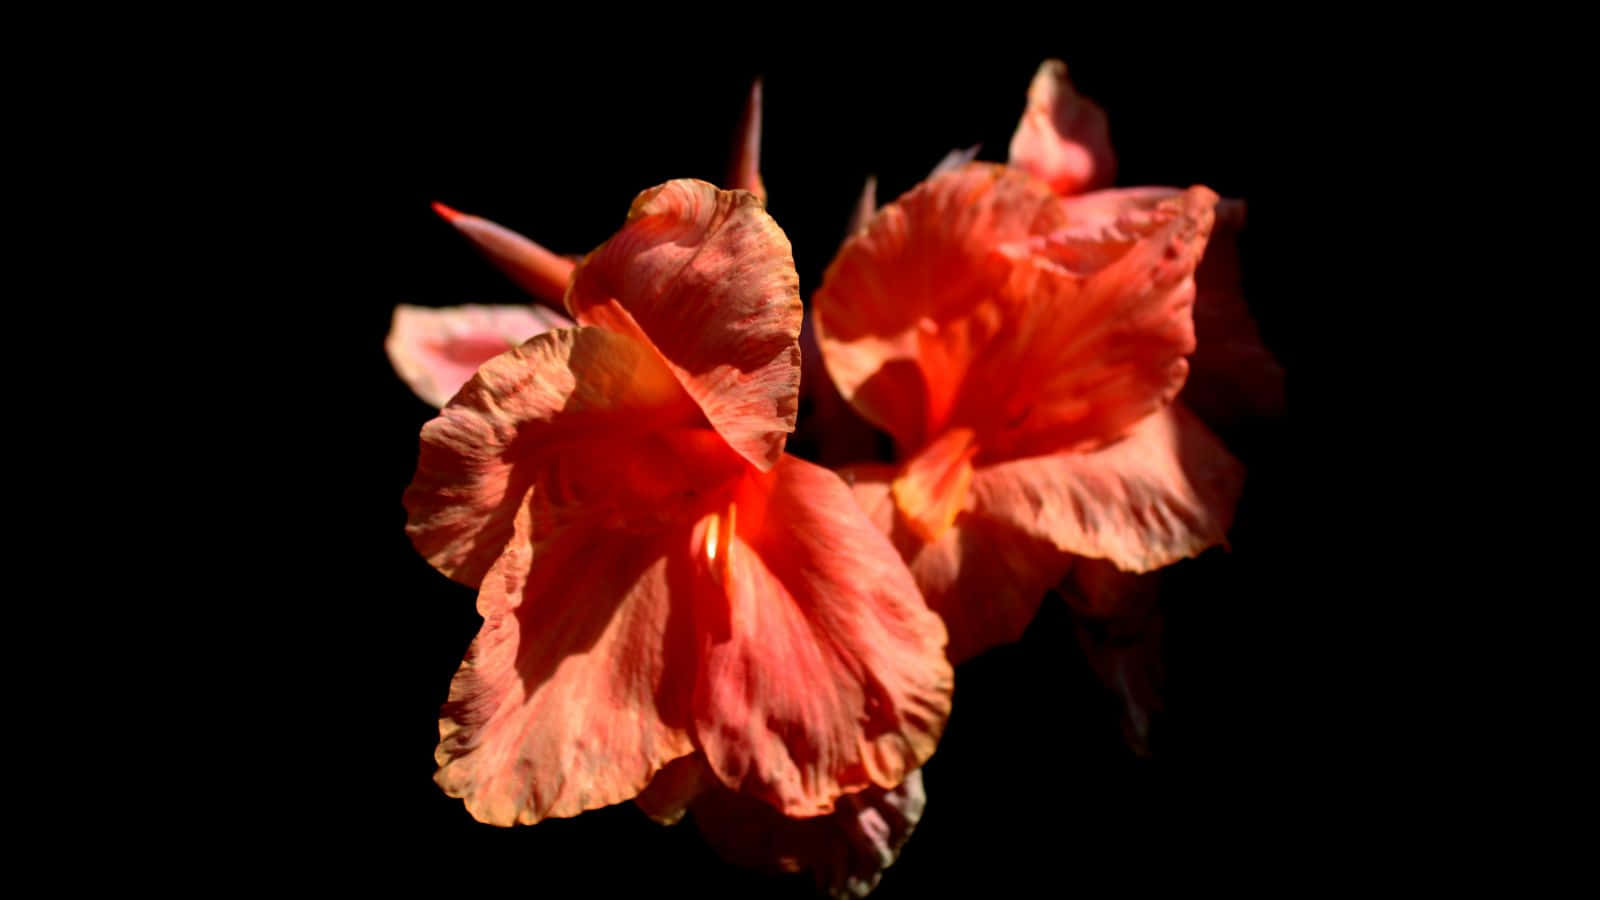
[691,456,951,816]
[813,164,1068,452]
[1063,559,1165,757]
[432,202,576,307]
[434,508,698,826]
[970,403,1245,573]
[1007,59,1115,196]
[845,464,1073,664]
[385,303,572,408]
[568,179,803,471]
[689,768,928,898]
[403,326,730,587]
[965,185,1217,460]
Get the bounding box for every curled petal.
[689,768,929,898]
[569,180,803,471]
[385,303,572,408]
[814,164,1068,452]
[433,203,576,308]
[691,456,951,816]
[434,510,698,826]
[845,465,1073,664]
[403,326,727,586]
[1007,59,1115,195]
[970,403,1245,573]
[634,753,714,826]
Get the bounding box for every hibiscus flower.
[403,178,952,830]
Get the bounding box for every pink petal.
[691,455,951,816]
[385,303,572,408]
[971,403,1245,573]
[433,508,698,826]
[403,326,729,587]
[1007,59,1115,196]
[568,179,803,471]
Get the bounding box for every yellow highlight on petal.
[702,500,738,586]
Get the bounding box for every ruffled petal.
[689,767,928,898]
[403,326,732,586]
[813,164,1068,452]
[433,509,698,826]
[691,456,951,816]
[432,202,576,307]
[845,464,1073,664]
[963,185,1218,460]
[970,403,1245,573]
[1007,59,1115,196]
[568,179,802,471]
[385,303,572,408]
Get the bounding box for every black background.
[258,33,1311,893]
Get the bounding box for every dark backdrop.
[271,36,1306,894]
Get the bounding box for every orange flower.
[813,162,1245,664]
[404,179,951,827]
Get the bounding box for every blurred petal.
[569,180,803,471]
[692,456,951,816]
[728,79,766,204]
[1007,59,1115,195]
[814,164,1068,452]
[403,326,729,587]
[689,768,928,898]
[971,403,1245,572]
[433,202,576,307]
[928,143,981,177]
[1064,559,1165,757]
[434,508,698,826]
[846,175,878,237]
[1186,199,1287,426]
[845,464,1073,664]
[385,303,572,408]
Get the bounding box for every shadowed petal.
[386,304,572,408]
[691,456,951,816]
[971,403,1245,573]
[845,464,1073,664]
[1008,59,1115,196]
[568,180,803,471]
[1186,199,1286,426]
[689,767,929,899]
[434,509,699,826]
[433,202,576,308]
[403,326,729,587]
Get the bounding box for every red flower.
[404,179,951,826]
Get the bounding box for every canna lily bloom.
[404,178,951,827]
[812,162,1245,664]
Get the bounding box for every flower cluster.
[386,64,1280,897]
